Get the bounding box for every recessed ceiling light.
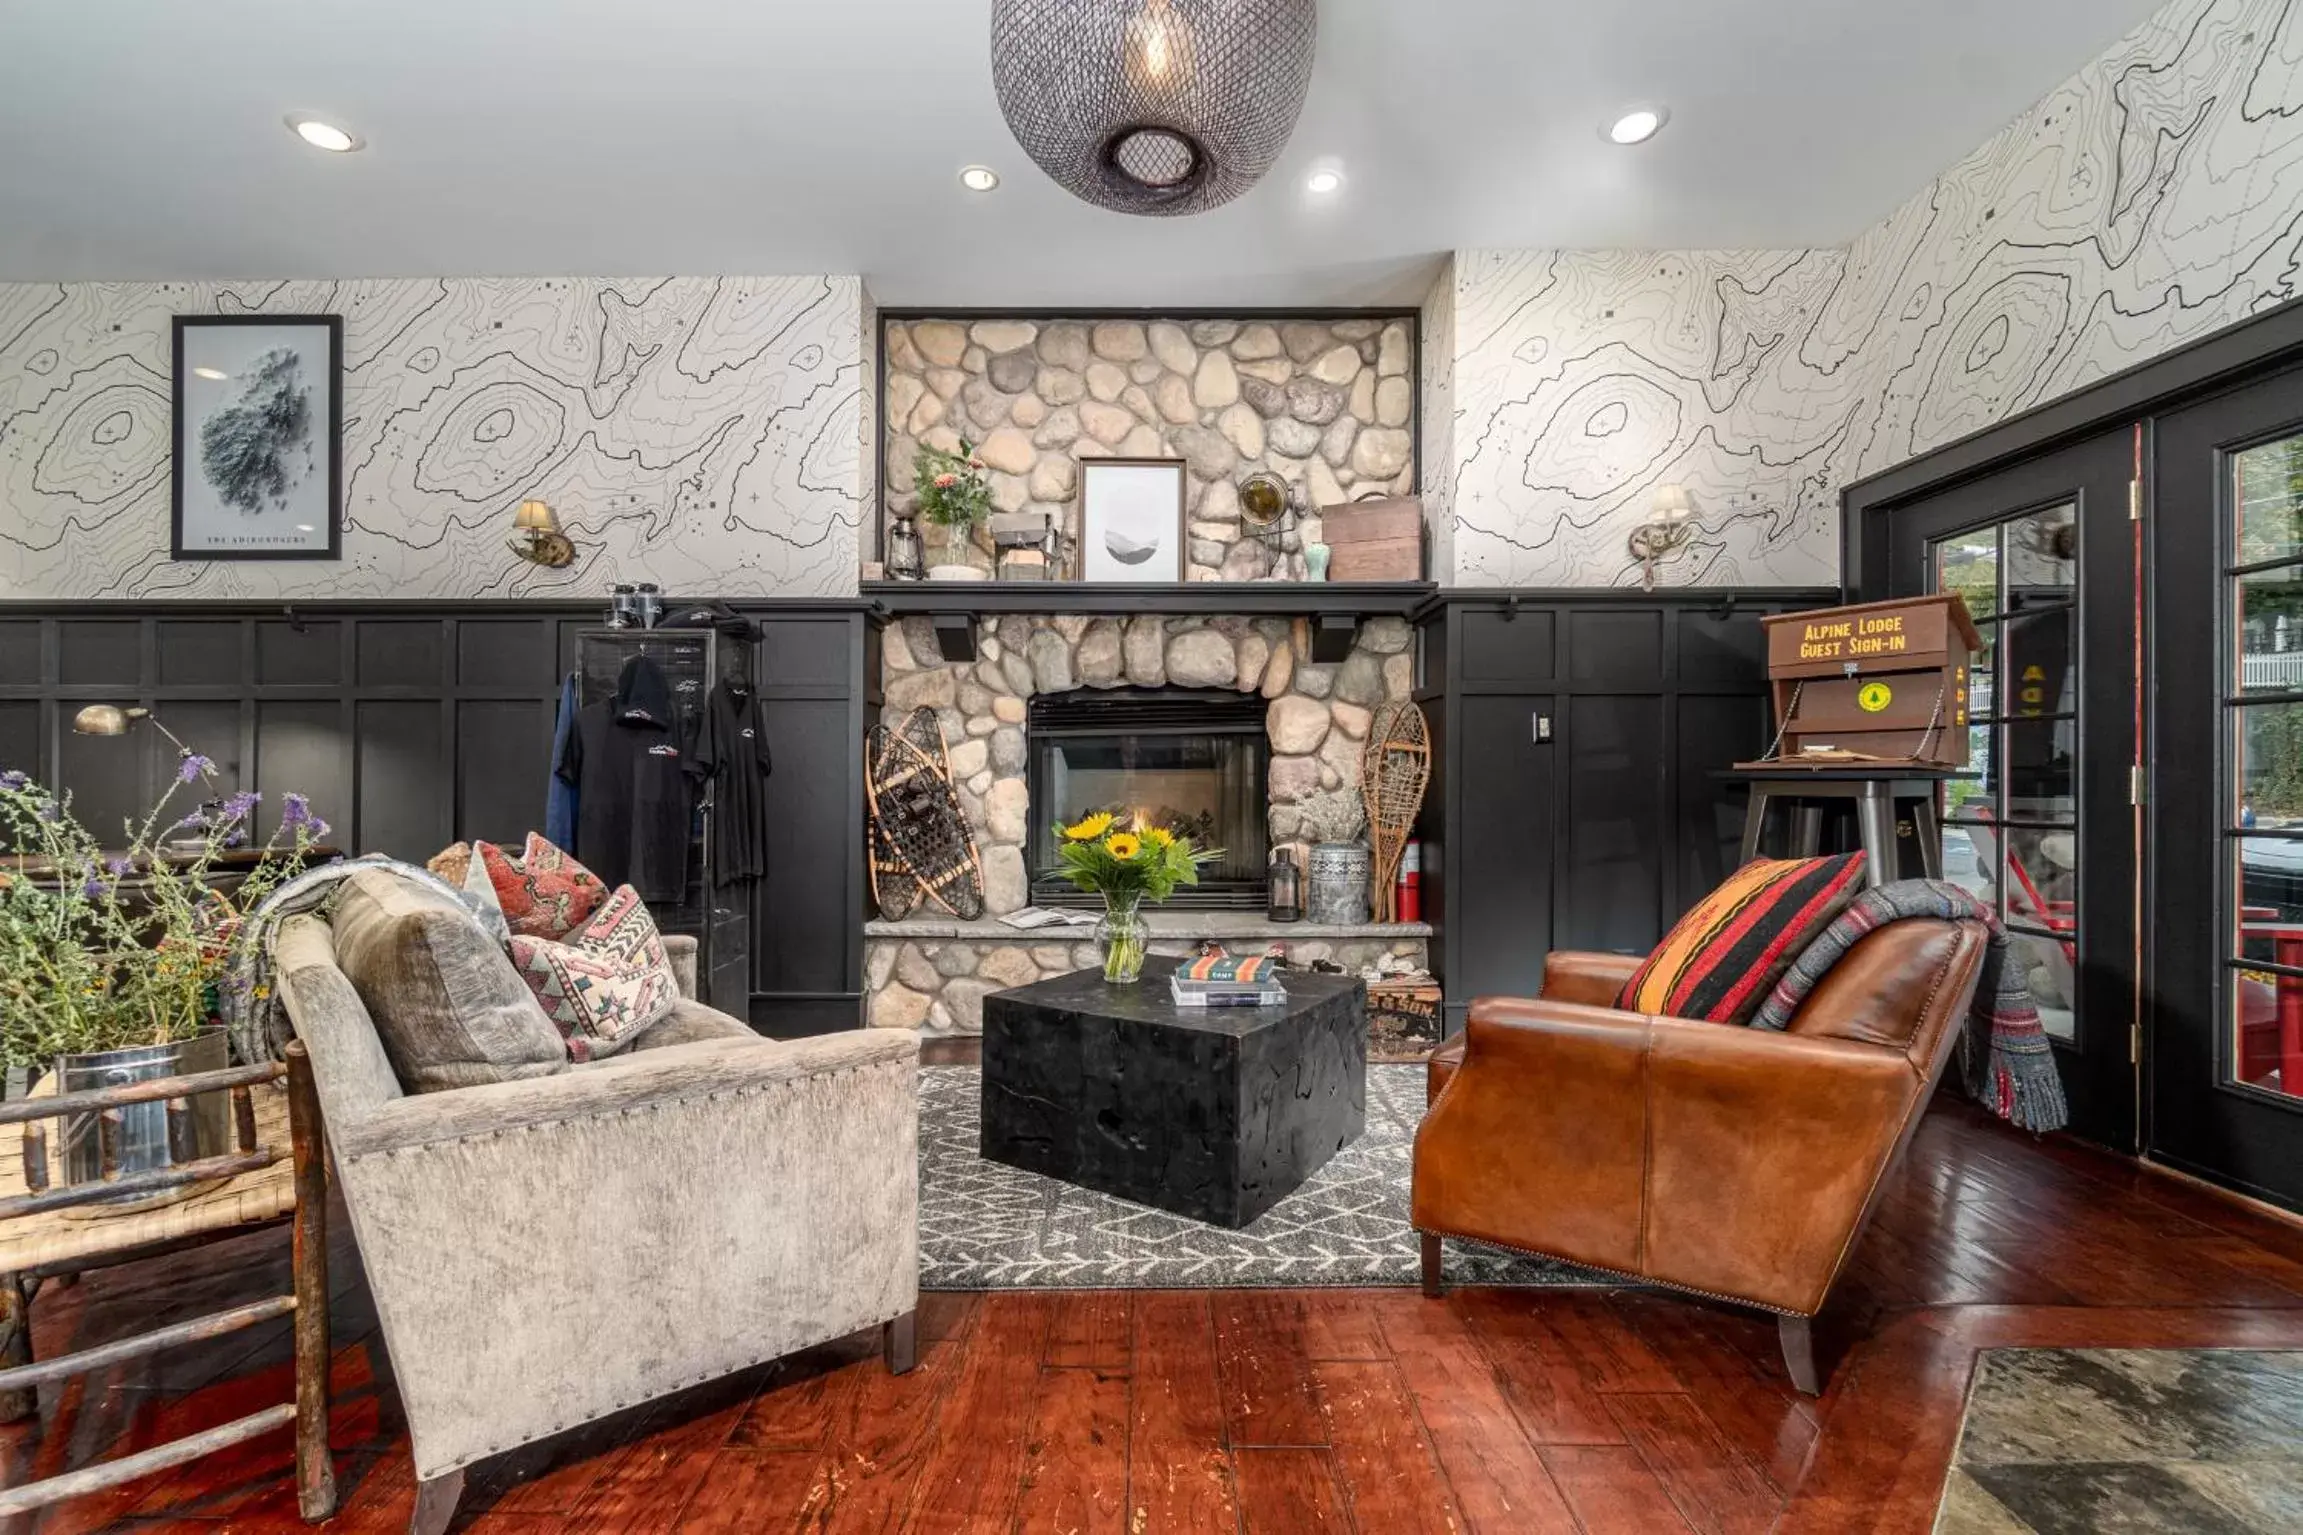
[1605,107,1667,145]
[1305,167,1344,195]
[286,116,362,153]
[959,165,1000,192]
[192,366,229,381]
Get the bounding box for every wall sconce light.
[72,704,211,776]
[1628,483,1696,589]
[507,499,577,569]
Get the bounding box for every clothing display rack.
[573,628,752,1016]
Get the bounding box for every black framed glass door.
[2152,366,2303,1210]
[1879,429,2140,1150]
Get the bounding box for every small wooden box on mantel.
[1744,593,1985,769]
[1320,496,1424,582]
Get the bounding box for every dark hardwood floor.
[7,1098,2303,1533]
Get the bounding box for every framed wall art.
[1076,457,1186,583]
[172,314,343,560]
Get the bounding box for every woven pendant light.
[989,0,1319,217]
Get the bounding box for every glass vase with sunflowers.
[1053,813,1218,983]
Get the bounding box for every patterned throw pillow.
[509,885,679,1060]
[425,842,473,887]
[480,832,609,940]
[1614,852,1868,1026]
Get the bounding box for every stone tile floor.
[1936,1347,2303,1532]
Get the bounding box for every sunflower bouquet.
[1053,812,1217,982]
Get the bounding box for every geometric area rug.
[918,1064,1610,1291]
[1935,1348,2303,1532]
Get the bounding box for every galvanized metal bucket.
[1306,842,1372,925]
[57,1030,232,1200]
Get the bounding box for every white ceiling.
[0,0,2169,307]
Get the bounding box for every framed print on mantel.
[172,314,343,560]
[1076,457,1186,583]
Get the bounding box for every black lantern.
[989,0,1318,217]
[885,515,927,582]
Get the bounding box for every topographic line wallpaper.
[0,275,863,598]
[1450,0,2303,586]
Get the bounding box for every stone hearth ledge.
[865,916,1429,1036]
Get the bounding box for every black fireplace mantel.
[862,580,1431,663]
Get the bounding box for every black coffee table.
[980,957,1367,1229]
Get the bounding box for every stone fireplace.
[866,609,1431,1035]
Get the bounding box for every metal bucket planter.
[1306,842,1372,925]
[56,1029,233,1204]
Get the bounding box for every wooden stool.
[1721,768,1953,888]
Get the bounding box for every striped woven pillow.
[1614,852,1868,1025]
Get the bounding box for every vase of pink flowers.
[914,438,992,580]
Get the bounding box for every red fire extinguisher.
[1396,840,1422,923]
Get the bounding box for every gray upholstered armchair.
[271,911,918,1535]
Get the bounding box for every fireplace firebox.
[1026,689,1270,909]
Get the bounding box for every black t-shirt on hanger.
[556,654,693,903]
[690,675,773,883]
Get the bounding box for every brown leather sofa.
[1412,921,1988,1394]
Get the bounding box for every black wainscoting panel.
[1557,694,1665,953]
[0,623,39,687]
[458,619,554,690]
[0,703,37,779]
[357,701,448,862]
[1449,692,1556,1005]
[1568,610,1663,687]
[156,622,243,687]
[455,700,550,847]
[58,623,141,688]
[752,694,854,996]
[764,616,857,689]
[1675,693,1766,912]
[357,622,446,688]
[158,701,248,792]
[1677,610,1770,685]
[255,701,351,841]
[56,700,143,838]
[1459,610,1556,684]
[1420,588,1837,1033]
[255,621,341,686]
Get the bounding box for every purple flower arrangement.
[0,762,330,1068]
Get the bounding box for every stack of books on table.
[1169,952,1287,1009]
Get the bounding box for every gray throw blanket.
[220,855,494,1062]
[1750,879,2068,1133]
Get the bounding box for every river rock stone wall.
[881,316,1417,577]
[878,611,1418,918]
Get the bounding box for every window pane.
[2236,835,2303,923]
[2236,702,2303,828]
[2237,564,2303,695]
[1968,625,1998,716]
[2002,610,2073,718]
[2004,717,2075,821]
[2231,964,2303,1100]
[2234,433,2303,567]
[2008,930,2077,1042]
[2003,826,2076,926]
[2008,504,2077,595]
[1935,531,2000,622]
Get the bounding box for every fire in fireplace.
[1026,689,1270,909]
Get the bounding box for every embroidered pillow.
[508,885,678,1060]
[480,833,609,940]
[1614,852,1868,1026]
